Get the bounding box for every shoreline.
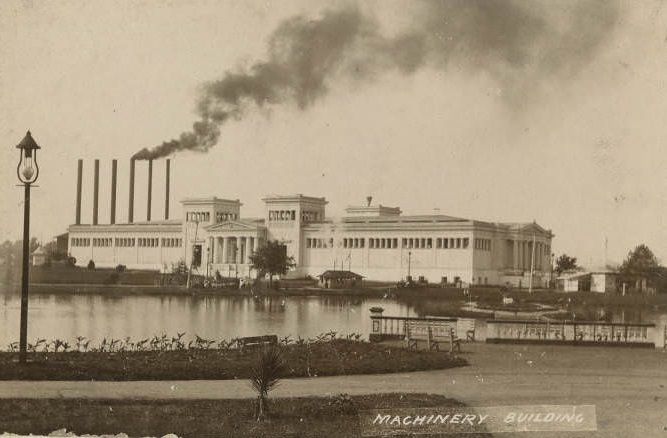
[2,282,666,316]
[2,282,390,298]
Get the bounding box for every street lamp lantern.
[16,130,40,184]
[15,130,41,364]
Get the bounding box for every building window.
[463,238,469,249]
[456,238,461,249]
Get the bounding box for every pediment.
[206,220,264,232]
[513,222,551,237]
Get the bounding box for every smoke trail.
[133,0,619,160]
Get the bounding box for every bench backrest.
[406,321,457,340]
[239,335,278,345]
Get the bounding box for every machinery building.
[67,159,554,286]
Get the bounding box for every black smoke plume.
[133,0,619,160]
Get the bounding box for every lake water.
[0,289,665,348]
[0,291,417,347]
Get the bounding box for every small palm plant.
[250,345,285,422]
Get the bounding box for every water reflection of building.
[67,160,553,284]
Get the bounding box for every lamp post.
[15,131,40,364]
[407,251,412,282]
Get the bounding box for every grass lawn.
[0,340,466,381]
[0,394,492,438]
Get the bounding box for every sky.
[1,0,666,269]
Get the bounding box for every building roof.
[262,194,327,204]
[31,246,46,255]
[318,270,364,280]
[345,204,402,217]
[181,197,242,206]
[69,220,182,233]
[557,270,619,281]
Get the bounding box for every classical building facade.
[68,194,554,286]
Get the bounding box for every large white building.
[68,158,554,286]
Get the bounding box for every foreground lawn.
[0,394,491,438]
[0,340,466,380]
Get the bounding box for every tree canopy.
[249,240,296,287]
[554,254,578,275]
[0,238,40,265]
[619,244,660,276]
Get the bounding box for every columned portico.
[205,219,267,278]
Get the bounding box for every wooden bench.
[237,335,278,352]
[405,322,461,353]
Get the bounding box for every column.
[519,241,525,270]
[537,243,542,270]
[253,236,259,254]
[513,240,519,270]
[236,236,242,264]
[221,237,228,263]
[246,237,253,263]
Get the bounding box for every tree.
[1,238,40,283]
[44,240,67,261]
[249,240,295,288]
[250,345,285,421]
[619,244,659,276]
[554,254,578,275]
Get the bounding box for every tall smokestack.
[110,159,117,224]
[93,159,99,225]
[165,159,170,220]
[146,159,153,221]
[128,159,135,223]
[75,159,83,225]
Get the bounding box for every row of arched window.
[269,210,296,221]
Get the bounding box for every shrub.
[66,256,76,268]
[250,345,285,421]
[115,264,127,273]
[87,260,95,270]
[105,272,120,284]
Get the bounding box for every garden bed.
[0,394,491,438]
[0,339,466,381]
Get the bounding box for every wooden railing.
[369,315,476,342]
[486,319,656,348]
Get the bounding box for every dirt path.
[1,344,666,437]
